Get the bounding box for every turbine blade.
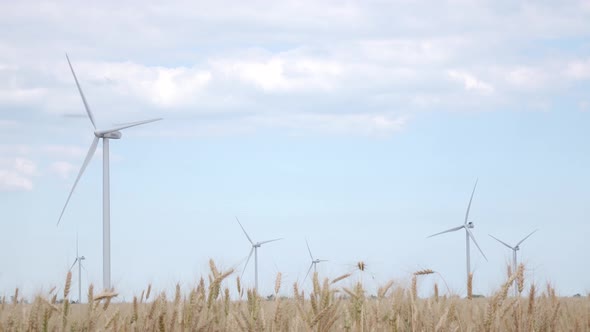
[57,137,99,225]
[427,225,464,238]
[465,179,478,225]
[306,239,314,260]
[467,228,488,261]
[76,233,79,257]
[489,234,514,249]
[259,238,283,245]
[303,263,314,283]
[94,118,162,135]
[516,229,538,247]
[69,258,78,271]
[66,54,96,129]
[235,217,254,245]
[241,247,254,278]
[318,259,329,262]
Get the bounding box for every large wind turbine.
[489,230,537,276]
[57,54,161,291]
[304,239,328,282]
[428,180,488,284]
[236,217,282,292]
[69,234,86,303]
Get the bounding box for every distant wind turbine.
[489,229,538,295]
[236,217,282,292]
[69,234,86,303]
[57,54,162,291]
[304,239,328,283]
[428,180,488,285]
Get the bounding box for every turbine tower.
[58,54,162,291]
[489,229,538,295]
[236,217,282,292]
[428,180,488,285]
[69,234,85,303]
[304,239,328,282]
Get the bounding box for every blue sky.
[1,0,589,299]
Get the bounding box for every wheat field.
[1,260,587,331]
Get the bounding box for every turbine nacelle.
[95,130,122,139]
[466,221,474,229]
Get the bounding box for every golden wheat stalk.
[414,269,435,276]
[467,272,473,300]
[94,291,119,302]
[517,263,525,294]
[64,272,72,299]
[331,273,352,284]
[274,272,282,295]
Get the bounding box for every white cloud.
[447,70,494,95]
[0,170,33,191]
[13,157,37,176]
[0,87,47,103]
[49,161,76,179]
[148,68,211,107]
[0,157,37,191]
[358,38,462,65]
[63,61,212,108]
[149,112,406,138]
[0,0,588,137]
[41,145,90,159]
[505,67,547,89]
[0,144,31,155]
[252,112,406,137]
[213,55,343,92]
[565,59,590,80]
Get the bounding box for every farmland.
[1,260,587,331]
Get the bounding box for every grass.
[0,260,587,331]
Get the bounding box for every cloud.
[505,67,548,90]
[447,70,494,95]
[0,157,37,191]
[251,112,407,137]
[13,157,37,176]
[0,87,47,104]
[565,58,590,80]
[41,145,89,159]
[58,60,212,108]
[49,161,76,179]
[149,111,406,138]
[0,170,33,191]
[0,0,588,137]
[358,38,462,65]
[213,55,343,92]
[0,144,93,190]
[0,144,31,155]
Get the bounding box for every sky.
[1,0,590,300]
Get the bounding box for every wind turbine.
[304,239,328,283]
[428,180,488,284]
[489,229,538,294]
[236,217,282,292]
[69,234,86,303]
[57,54,162,291]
